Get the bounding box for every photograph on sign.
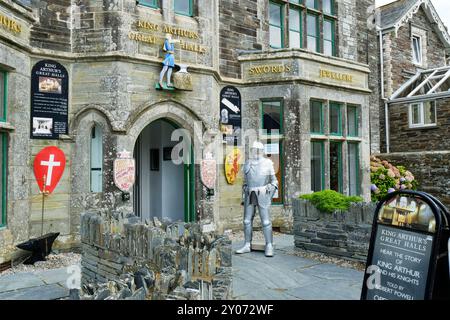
[39,77,62,94]
[32,117,53,136]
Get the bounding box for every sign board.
[33,146,66,194]
[113,150,136,193]
[220,86,242,146]
[361,191,450,300]
[30,60,69,140]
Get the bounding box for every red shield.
[114,158,135,192]
[201,159,216,189]
[33,146,66,194]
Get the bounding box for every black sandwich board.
[361,190,450,300]
[219,86,242,146]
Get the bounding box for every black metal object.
[361,191,450,300]
[16,232,60,265]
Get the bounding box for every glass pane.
[266,143,283,204]
[269,3,282,26]
[0,134,3,226]
[310,101,322,133]
[330,142,342,193]
[0,72,4,120]
[270,25,282,48]
[413,37,421,63]
[348,143,359,196]
[289,0,301,4]
[91,125,103,192]
[263,101,282,133]
[323,41,333,56]
[305,0,316,8]
[411,104,420,125]
[330,103,341,135]
[323,0,332,14]
[289,31,301,48]
[289,9,300,31]
[324,20,332,41]
[140,0,157,7]
[307,36,317,51]
[307,15,317,36]
[424,101,436,125]
[175,0,191,15]
[311,141,323,192]
[347,106,358,136]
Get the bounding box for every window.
[307,14,319,52]
[0,71,6,121]
[409,101,436,128]
[269,2,284,48]
[311,141,324,192]
[310,100,323,134]
[174,0,193,16]
[329,102,342,135]
[323,19,335,56]
[262,100,283,134]
[412,35,422,65]
[347,105,359,137]
[289,7,302,48]
[322,0,334,15]
[330,141,342,193]
[305,0,317,9]
[138,0,159,8]
[90,125,103,193]
[0,133,6,228]
[348,143,360,196]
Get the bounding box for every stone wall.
[80,211,233,300]
[293,199,376,261]
[377,152,450,208]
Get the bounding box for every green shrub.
[300,190,363,214]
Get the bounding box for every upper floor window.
[0,71,6,122]
[409,101,436,128]
[323,19,335,56]
[305,0,317,9]
[269,2,284,48]
[289,7,302,48]
[175,0,193,16]
[307,13,319,52]
[412,35,422,65]
[138,0,159,9]
[322,0,334,15]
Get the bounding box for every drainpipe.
[379,29,390,153]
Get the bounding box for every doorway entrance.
[133,119,195,223]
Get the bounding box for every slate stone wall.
[80,211,233,300]
[293,199,376,262]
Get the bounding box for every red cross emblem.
[33,146,66,194]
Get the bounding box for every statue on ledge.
[158,33,180,90]
[236,141,278,257]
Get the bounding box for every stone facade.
[0,0,377,264]
[80,211,232,300]
[293,199,376,261]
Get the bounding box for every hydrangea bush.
[370,156,419,201]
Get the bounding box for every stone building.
[0,0,377,266]
[377,0,450,206]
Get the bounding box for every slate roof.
[379,0,418,29]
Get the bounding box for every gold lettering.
[248,64,293,76]
[0,14,22,34]
[319,69,353,83]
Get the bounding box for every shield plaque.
[201,159,217,189]
[113,152,136,192]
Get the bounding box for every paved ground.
[0,235,364,300]
[232,235,364,300]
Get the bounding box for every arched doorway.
[133,118,195,223]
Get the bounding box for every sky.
[375,0,450,30]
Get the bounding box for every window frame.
[261,99,284,136]
[269,1,285,49]
[329,102,343,136]
[408,101,437,128]
[288,6,303,48]
[306,12,320,53]
[323,18,336,57]
[0,70,7,122]
[346,104,359,137]
[347,142,361,196]
[412,35,422,65]
[311,140,325,192]
[174,0,193,17]
[138,0,159,9]
[0,133,7,228]
[305,0,318,9]
[310,100,324,134]
[322,0,335,16]
[329,140,343,194]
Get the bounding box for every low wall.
[80,212,233,300]
[293,199,376,262]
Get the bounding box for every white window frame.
[412,35,423,66]
[408,101,437,128]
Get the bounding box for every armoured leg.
[259,206,274,257]
[236,204,255,254]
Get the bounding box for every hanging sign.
[220,86,242,146]
[200,153,216,190]
[33,146,66,194]
[224,147,241,185]
[30,60,69,140]
[361,191,450,300]
[114,150,136,192]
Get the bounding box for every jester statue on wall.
[236,141,278,257]
[159,33,180,89]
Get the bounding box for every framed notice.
[220,86,242,146]
[30,60,69,140]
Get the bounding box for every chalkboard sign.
[361,191,450,300]
[30,60,69,140]
[220,86,241,146]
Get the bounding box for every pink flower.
[387,169,395,178]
